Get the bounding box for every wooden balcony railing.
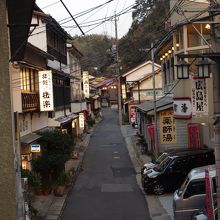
[22,91,40,112]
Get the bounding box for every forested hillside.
[119,0,169,73]
[73,0,169,76]
[73,34,114,76]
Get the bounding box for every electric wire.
[41,1,60,9]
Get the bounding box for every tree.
[32,130,73,185]
[73,34,115,76]
[132,0,155,25]
[118,0,169,73]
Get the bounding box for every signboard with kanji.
[173,97,192,119]
[129,106,136,123]
[79,113,84,129]
[160,111,176,144]
[39,70,54,111]
[83,71,90,98]
[188,123,200,149]
[147,124,155,151]
[191,78,208,117]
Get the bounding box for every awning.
[55,113,78,125]
[8,0,36,61]
[68,113,79,119]
[91,95,100,99]
[136,96,173,113]
[20,133,41,144]
[147,104,173,115]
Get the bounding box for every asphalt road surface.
[61,108,150,220]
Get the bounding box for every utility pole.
[210,1,220,217]
[137,81,141,104]
[114,13,122,125]
[151,42,159,157]
[0,1,19,219]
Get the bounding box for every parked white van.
[173,164,216,220]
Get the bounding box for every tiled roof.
[137,96,173,112]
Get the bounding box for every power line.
[59,0,85,35]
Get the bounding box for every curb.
[120,125,171,220]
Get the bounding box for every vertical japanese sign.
[79,113,84,129]
[121,84,126,99]
[191,78,208,117]
[188,123,200,149]
[147,124,155,151]
[160,111,176,144]
[129,106,136,123]
[39,70,54,111]
[205,168,215,220]
[83,71,90,98]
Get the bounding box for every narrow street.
[61,108,150,220]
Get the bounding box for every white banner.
[83,71,90,98]
[191,78,208,117]
[79,113,84,129]
[39,70,54,111]
[173,98,192,119]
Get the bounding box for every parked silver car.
[173,164,216,220]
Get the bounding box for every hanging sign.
[188,123,200,149]
[39,70,54,111]
[79,113,84,129]
[31,144,41,153]
[147,124,155,150]
[121,84,126,99]
[160,111,176,144]
[173,97,192,119]
[129,106,136,123]
[83,71,90,98]
[191,78,208,117]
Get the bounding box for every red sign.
[188,123,200,149]
[147,124,155,151]
[129,106,136,123]
[205,168,214,220]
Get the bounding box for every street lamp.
[196,58,210,78]
[176,58,190,79]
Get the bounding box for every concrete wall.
[125,62,160,82]
[0,1,18,218]
[132,72,163,101]
[170,0,209,26]
[11,65,22,112]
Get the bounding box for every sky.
[36,0,136,38]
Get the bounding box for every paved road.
[62,108,151,220]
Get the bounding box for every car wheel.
[153,183,165,195]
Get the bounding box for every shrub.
[56,172,70,186]
[27,171,42,191]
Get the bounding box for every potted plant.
[54,172,68,197]
[27,171,42,195]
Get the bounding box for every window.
[183,180,205,198]
[20,67,38,92]
[162,56,175,85]
[170,158,188,172]
[187,23,210,47]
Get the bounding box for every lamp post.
[196,58,210,78]
[176,58,190,79]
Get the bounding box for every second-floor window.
[20,67,38,92]
[163,57,174,85]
